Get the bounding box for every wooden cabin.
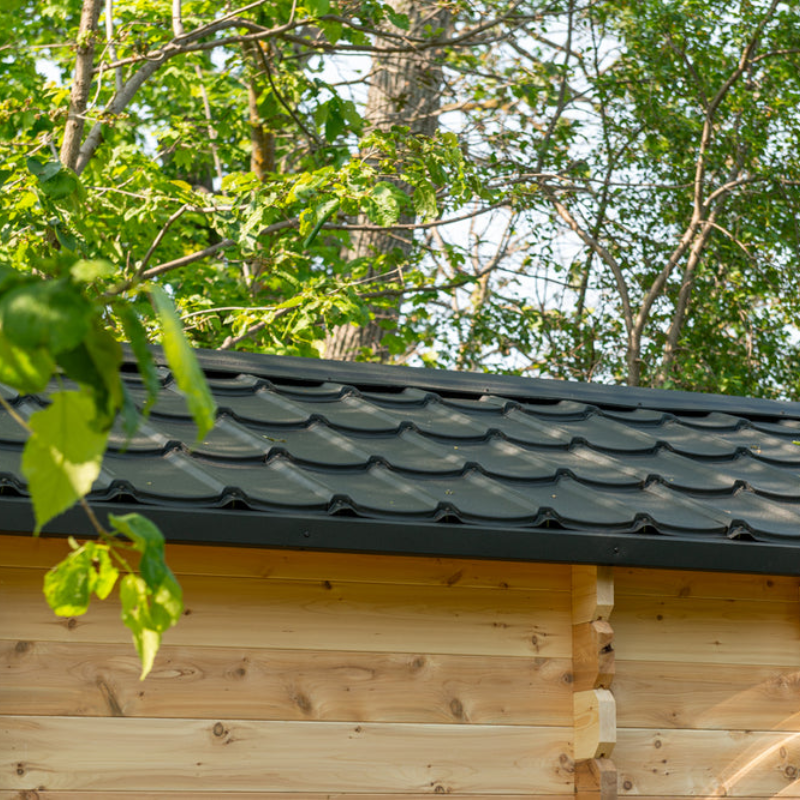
[2,350,800,799]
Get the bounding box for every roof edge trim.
[5,497,798,577]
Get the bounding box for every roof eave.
[3,496,797,578]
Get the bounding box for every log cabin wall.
[613,566,800,799]
[0,533,575,799]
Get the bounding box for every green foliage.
[21,390,109,532]
[151,286,217,439]
[44,539,119,616]
[111,513,184,679]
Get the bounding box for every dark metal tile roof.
[3,348,800,574]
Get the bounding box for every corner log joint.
[572,565,617,800]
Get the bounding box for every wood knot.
[213,722,225,737]
[15,641,31,654]
[183,608,192,616]
[322,580,333,590]
[16,763,25,776]
[623,780,633,791]
[785,765,798,779]
[654,739,662,749]
[410,657,425,671]
[433,784,447,793]
[449,698,464,720]
[67,618,77,630]
[293,692,312,714]
[445,569,463,586]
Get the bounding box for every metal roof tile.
[7,349,800,574]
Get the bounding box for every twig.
[139,203,190,273]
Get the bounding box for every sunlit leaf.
[21,390,109,531]
[150,286,216,440]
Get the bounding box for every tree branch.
[61,0,104,170]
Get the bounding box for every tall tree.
[324,1,451,359]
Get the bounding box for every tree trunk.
[60,0,104,170]
[324,1,451,361]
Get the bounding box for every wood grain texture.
[572,566,614,625]
[573,620,615,692]
[574,758,617,800]
[0,534,571,591]
[616,567,799,603]
[0,717,574,793]
[615,728,800,797]
[574,690,616,760]
[614,660,800,731]
[0,640,572,725]
[0,795,572,800]
[0,567,570,657]
[613,595,800,666]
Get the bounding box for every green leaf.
[413,182,438,222]
[303,197,339,248]
[21,390,109,531]
[369,182,407,226]
[0,279,91,354]
[26,157,61,181]
[109,512,166,585]
[109,513,183,632]
[27,158,79,200]
[383,5,410,30]
[117,306,160,415]
[305,0,330,16]
[43,539,120,615]
[0,265,24,294]
[0,329,54,393]
[70,259,115,282]
[120,573,162,680]
[43,545,94,615]
[56,323,123,422]
[91,544,120,600]
[113,514,183,680]
[319,19,343,43]
[119,382,141,439]
[150,286,216,440]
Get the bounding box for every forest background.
[1,0,799,675]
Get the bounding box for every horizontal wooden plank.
[615,660,800,731]
[616,566,799,603]
[0,568,570,657]
[0,794,572,800]
[616,728,800,796]
[0,717,574,794]
[0,640,572,725]
[0,534,570,591]
[614,595,800,666]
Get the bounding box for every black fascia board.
[152,347,800,420]
[3,496,798,577]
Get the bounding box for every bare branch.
[139,204,190,273]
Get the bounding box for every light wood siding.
[0,533,574,798]
[614,567,800,798]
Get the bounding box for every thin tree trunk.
[324,0,451,361]
[61,0,104,170]
[243,42,276,181]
